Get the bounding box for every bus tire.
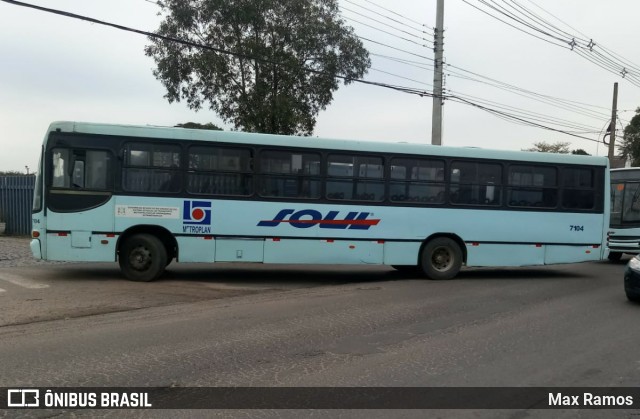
[420,237,462,280]
[608,252,622,262]
[119,234,167,282]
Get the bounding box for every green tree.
[571,149,590,155]
[620,108,640,166]
[146,0,370,136]
[523,141,570,153]
[175,122,223,130]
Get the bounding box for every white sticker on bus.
[115,205,180,219]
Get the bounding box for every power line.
[445,63,611,112]
[506,0,588,44]
[447,89,604,132]
[459,0,571,49]
[340,5,431,43]
[360,0,433,30]
[370,53,435,71]
[447,72,611,122]
[462,0,640,88]
[342,0,431,35]
[372,51,614,127]
[358,36,434,61]
[2,0,609,146]
[477,0,569,44]
[0,0,437,99]
[340,10,432,48]
[142,0,609,138]
[370,67,433,88]
[448,94,601,143]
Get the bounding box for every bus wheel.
[420,237,462,280]
[608,252,622,262]
[119,234,167,282]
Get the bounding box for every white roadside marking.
[0,273,49,289]
[0,288,6,293]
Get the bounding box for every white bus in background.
[608,168,640,260]
[30,121,610,281]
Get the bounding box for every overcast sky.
[1,0,639,173]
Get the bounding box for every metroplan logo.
[258,209,381,230]
[182,200,212,234]
[183,200,211,225]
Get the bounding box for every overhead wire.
[447,94,602,143]
[0,0,435,99]
[358,36,434,61]
[522,0,591,41]
[443,62,612,120]
[370,53,435,71]
[459,0,571,49]
[361,0,433,31]
[340,10,432,48]
[145,0,607,134]
[506,0,587,43]
[463,0,640,88]
[477,0,569,44]
[1,0,608,146]
[447,72,610,122]
[370,67,433,88]
[447,89,604,132]
[342,0,430,35]
[340,5,431,43]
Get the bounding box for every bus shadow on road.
[454,266,597,281]
[49,262,402,286]
[160,264,402,286]
[47,262,601,285]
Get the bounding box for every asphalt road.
[0,246,638,418]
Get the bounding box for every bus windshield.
[610,169,640,227]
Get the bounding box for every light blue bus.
[31,121,610,281]
[608,168,640,260]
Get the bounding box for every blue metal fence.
[0,176,35,236]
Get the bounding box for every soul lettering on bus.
[258,209,381,230]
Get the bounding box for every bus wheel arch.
[419,234,466,280]
[117,226,177,281]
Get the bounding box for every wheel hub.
[432,247,452,271]
[130,246,152,271]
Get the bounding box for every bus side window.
[450,161,501,206]
[562,167,594,210]
[124,142,181,193]
[72,160,85,188]
[508,165,557,208]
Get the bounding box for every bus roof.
[47,121,609,167]
[611,167,638,172]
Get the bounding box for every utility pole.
[431,0,444,145]
[607,82,618,160]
